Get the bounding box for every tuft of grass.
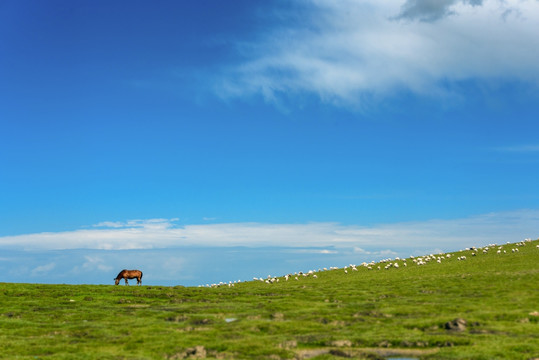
[1,239,538,359]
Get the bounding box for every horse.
[114,269,143,285]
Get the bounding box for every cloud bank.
[219,0,539,106]
[2,210,538,253]
[2,210,537,286]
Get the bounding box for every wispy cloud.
[2,210,538,253]
[92,218,178,229]
[218,0,539,107]
[31,262,56,276]
[494,144,539,153]
[81,256,113,272]
[291,249,339,255]
[394,0,484,22]
[353,247,397,257]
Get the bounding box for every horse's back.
[116,269,142,279]
[130,270,142,278]
[115,269,128,279]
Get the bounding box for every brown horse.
[114,269,143,285]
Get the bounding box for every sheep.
[222,239,537,288]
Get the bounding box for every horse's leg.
[125,278,129,285]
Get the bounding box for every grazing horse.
[114,269,143,285]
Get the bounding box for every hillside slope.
[1,239,538,359]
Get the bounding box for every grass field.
[1,239,538,359]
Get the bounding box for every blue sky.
[1,0,538,286]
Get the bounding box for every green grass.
[1,240,538,359]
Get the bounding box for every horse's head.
[114,278,120,285]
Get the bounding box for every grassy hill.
[1,239,538,360]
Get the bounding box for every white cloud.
[495,144,539,153]
[1,210,538,254]
[319,249,338,254]
[93,218,177,229]
[81,256,112,272]
[395,0,484,22]
[353,248,398,257]
[31,262,56,276]
[291,249,339,255]
[218,0,539,106]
